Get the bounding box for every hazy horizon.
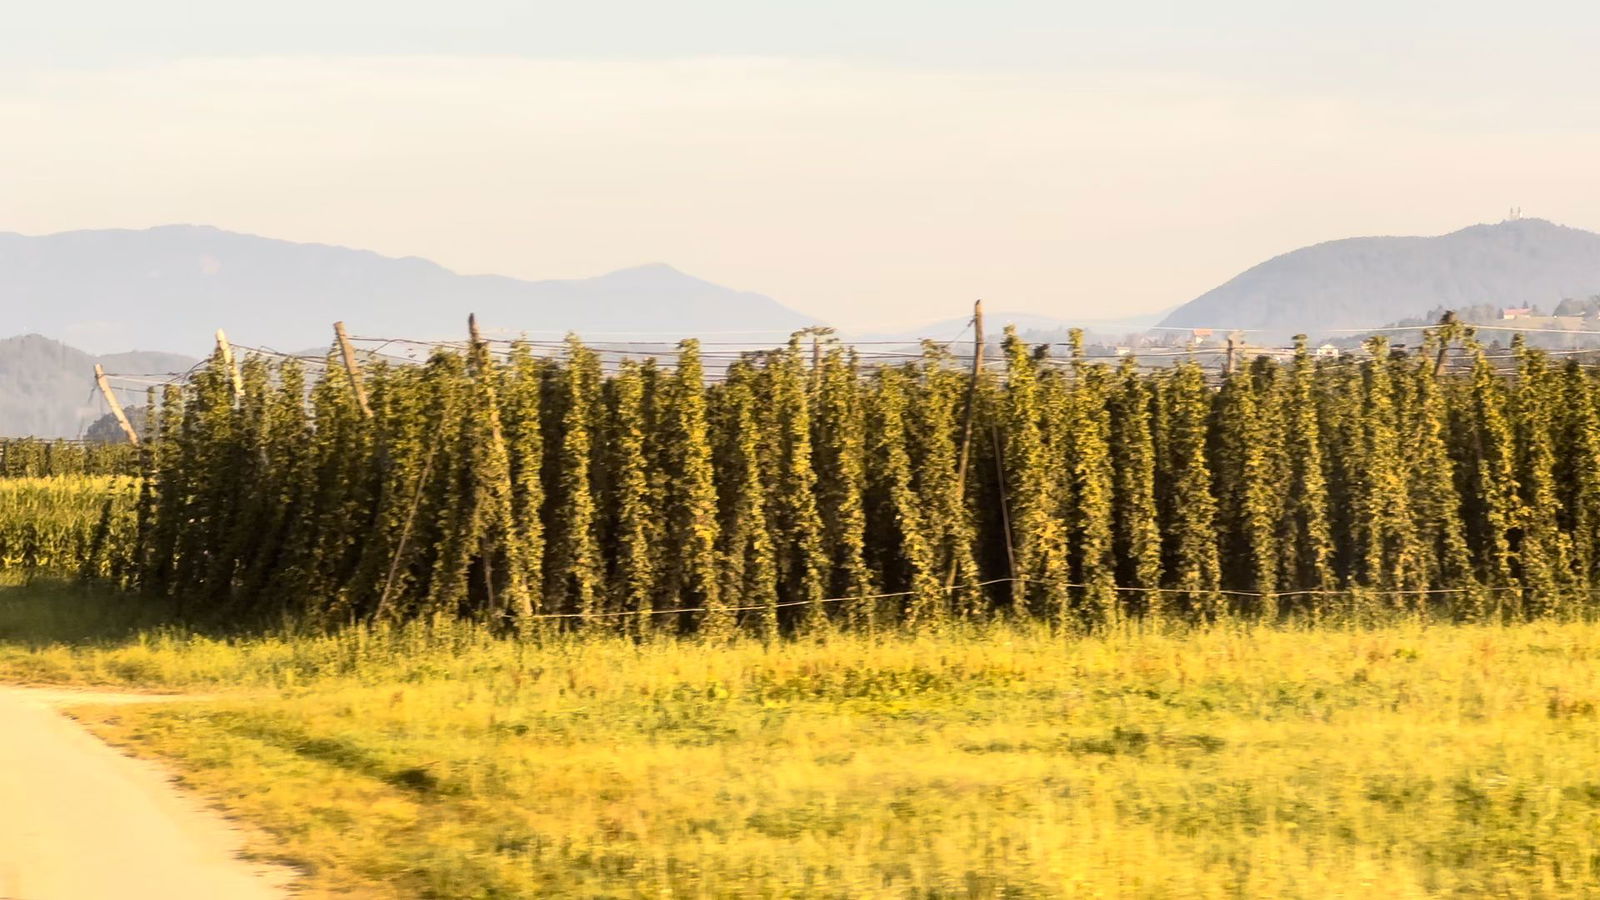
[6,2,1600,331]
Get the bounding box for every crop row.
[109,319,1600,633]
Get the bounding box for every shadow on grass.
[0,577,186,648]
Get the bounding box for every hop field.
[7,322,1600,897]
[5,583,1599,898]
[0,439,139,479]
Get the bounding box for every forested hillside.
[1160,218,1600,340]
[0,335,192,438]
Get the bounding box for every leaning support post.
[465,313,533,626]
[466,314,506,444]
[1432,310,1459,377]
[991,422,1018,595]
[945,300,985,592]
[93,365,141,446]
[468,314,487,361]
[333,321,373,418]
[215,329,243,400]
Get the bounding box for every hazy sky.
[6,2,1600,329]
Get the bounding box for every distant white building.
[1316,343,1340,358]
[1502,307,1533,320]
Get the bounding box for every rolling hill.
[1158,218,1600,341]
[0,335,194,438]
[0,225,819,356]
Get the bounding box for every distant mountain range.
[15,219,1592,361]
[0,334,194,438]
[8,217,1600,436]
[0,225,819,356]
[1158,218,1600,342]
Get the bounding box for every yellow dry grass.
[4,583,1600,897]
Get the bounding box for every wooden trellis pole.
[946,300,985,592]
[1433,310,1459,377]
[93,365,140,446]
[215,329,243,399]
[333,321,373,418]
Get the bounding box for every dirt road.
[0,686,293,900]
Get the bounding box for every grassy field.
[4,582,1600,898]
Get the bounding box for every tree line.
[122,318,1600,633]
